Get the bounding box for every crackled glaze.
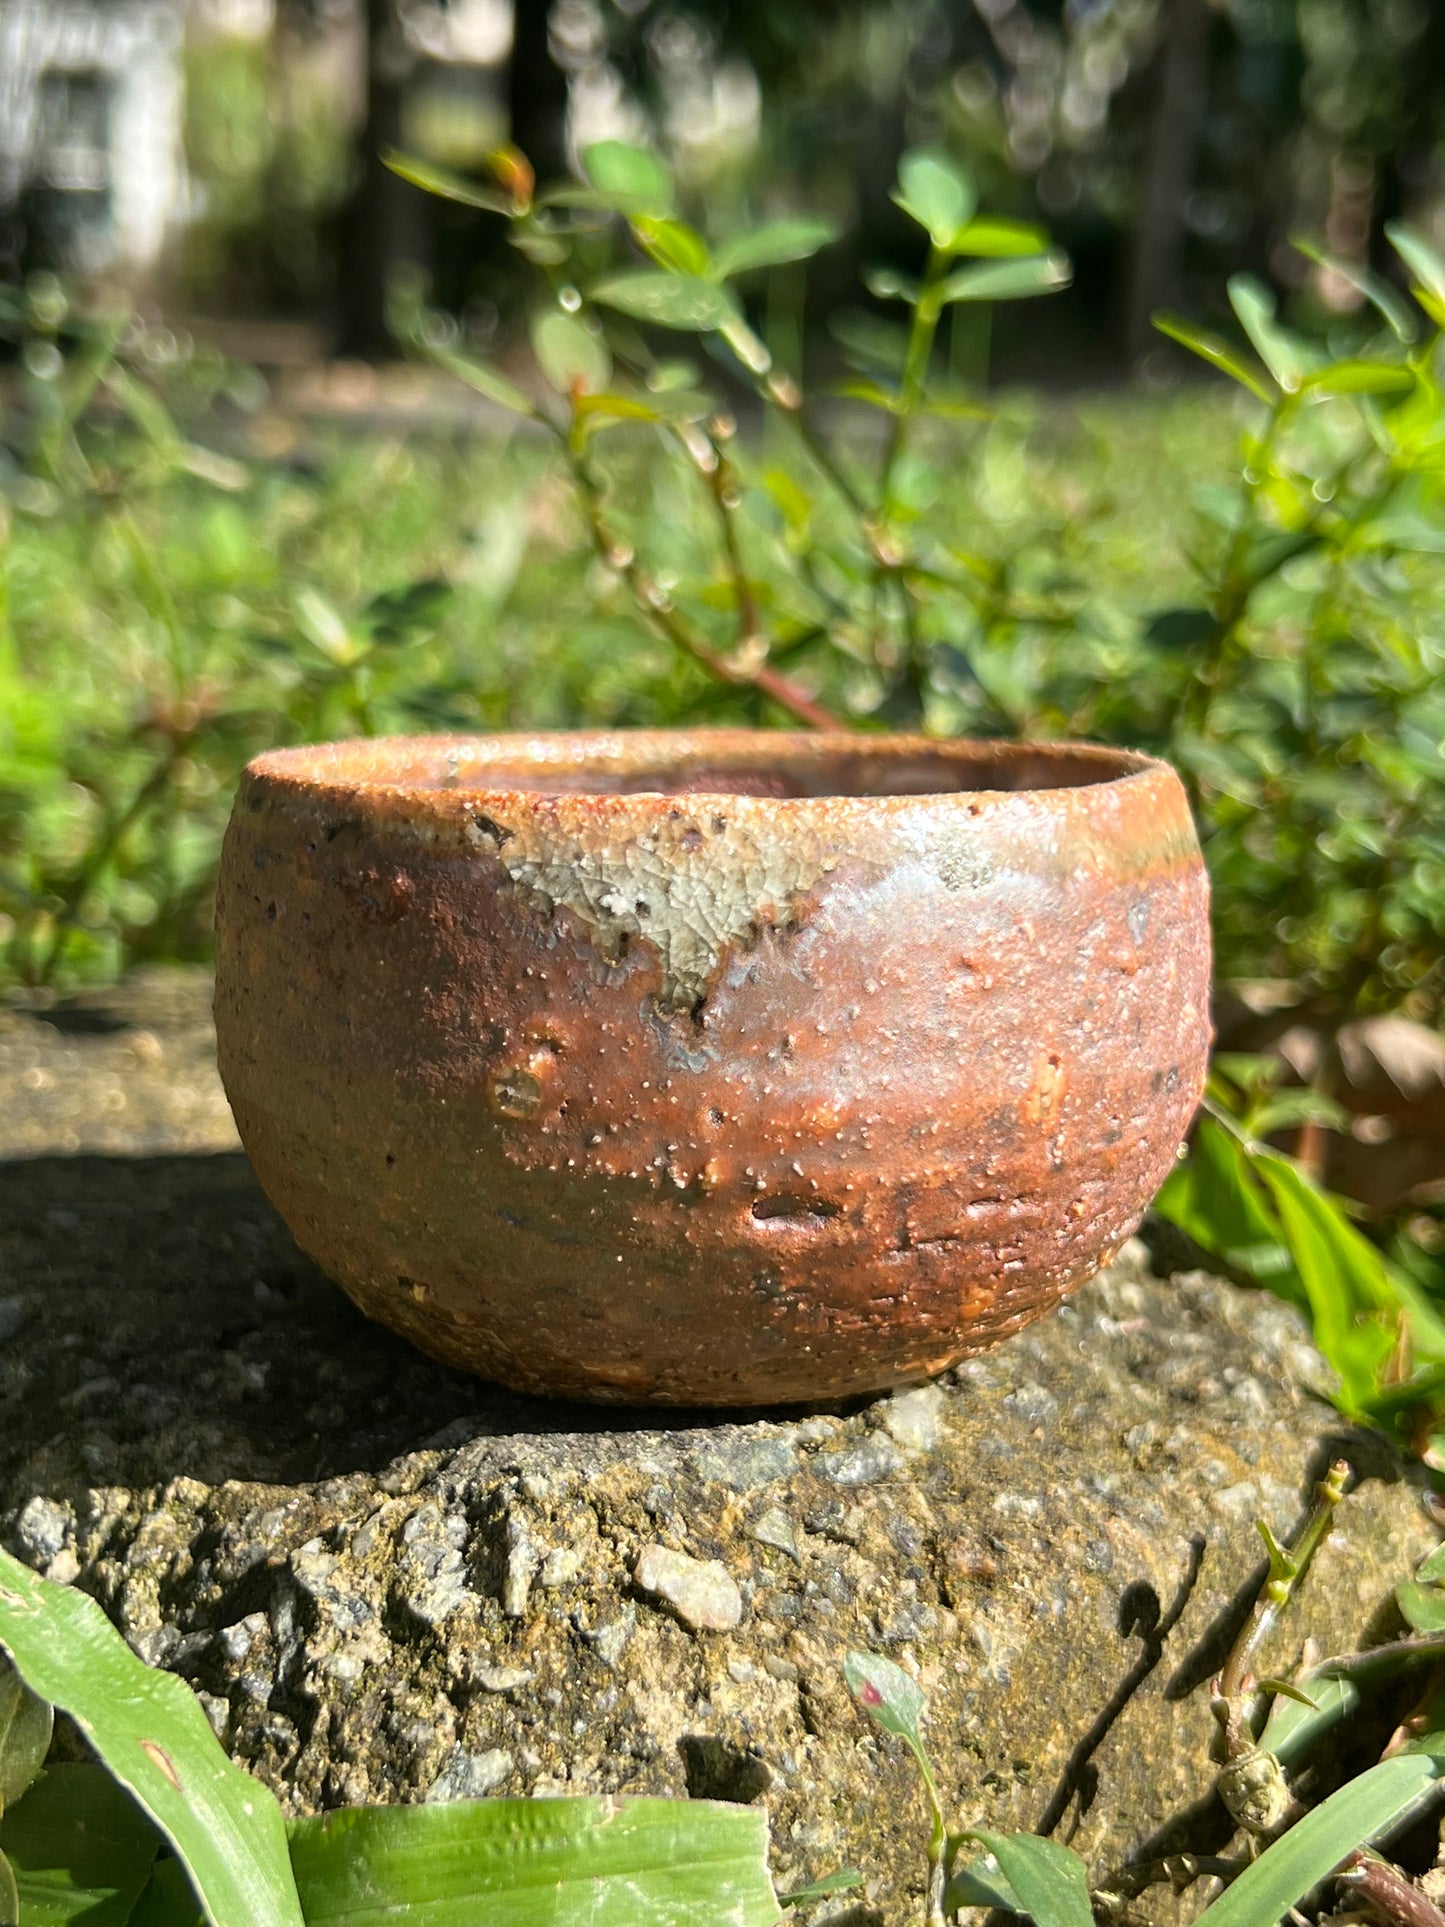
[214,730,1211,1404]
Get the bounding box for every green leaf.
[0,1764,161,1926]
[891,149,977,250]
[0,1656,52,1813]
[294,587,356,665]
[1387,223,1445,317]
[362,578,452,646]
[1145,607,1220,652]
[590,272,737,332]
[629,218,711,277]
[833,377,901,412]
[0,1848,16,1926]
[1260,1666,1363,1768]
[1397,1580,1445,1633]
[938,253,1071,304]
[713,220,840,278]
[958,1832,1093,1927]
[1417,1545,1445,1584]
[1227,275,1320,392]
[509,229,570,267]
[531,312,611,395]
[128,1858,206,1927]
[843,1652,925,1746]
[945,1853,1025,1915]
[1289,236,1417,342]
[1192,1750,1445,1927]
[1154,1115,1301,1305]
[581,140,674,217]
[864,268,920,304]
[0,1545,305,1927]
[950,217,1052,258]
[287,1795,781,1927]
[780,1867,864,1906]
[1152,313,1276,404]
[426,342,535,417]
[572,393,663,427]
[1301,360,1415,398]
[381,151,515,215]
[103,366,183,457]
[1253,1149,1399,1410]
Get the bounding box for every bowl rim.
[239,728,1177,813]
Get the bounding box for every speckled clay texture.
[213,730,1211,1403]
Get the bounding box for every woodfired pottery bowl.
[214,730,1211,1405]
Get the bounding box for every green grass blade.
[959,1832,1093,1927]
[287,1795,782,1927]
[1193,1752,1445,1927]
[0,1763,160,1925]
[779,1867,863,1906]
[0,1548,304,1927]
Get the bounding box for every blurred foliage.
[159,0,1445,366]
[180,27,351,314]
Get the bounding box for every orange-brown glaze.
[214,729,1211,1404]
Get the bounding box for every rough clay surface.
[1,970,1435,1926]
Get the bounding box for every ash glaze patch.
[468,807,842,1012]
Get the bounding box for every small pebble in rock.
[472,1663,534,1693]
[583,1608,636,1668]
[426,1746,513,1803]
[634,1545,742,1632]
[197,1692,230,1739]
[14,1496,72,1566]
[219,1613,267,1664]
[818,1435,902,1487]
[502,1514,536,1618]
[44,1549,80,1586]
[748,1506,800,1560]
[879,1385,945,1452]
[540,1546,582,1589]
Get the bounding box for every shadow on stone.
[1037,1538,1205,1838]
[0,1150,870,1505]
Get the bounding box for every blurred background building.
[0,0,1442,372]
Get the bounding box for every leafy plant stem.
[1218,1458,1350,1717]
[905,1738,948,1927]
[699,430,763,648]
[880,243,948,520]
[558,421,834,727]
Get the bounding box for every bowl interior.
[255,733,1153,802]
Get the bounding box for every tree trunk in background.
[508,1,569,181]
[1123,0,1214,362]
[339,0,424,357]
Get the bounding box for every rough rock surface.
[0,971,1435,1925]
